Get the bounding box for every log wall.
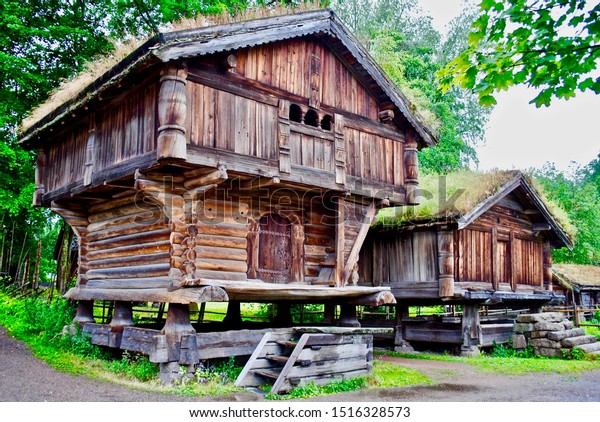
[83,193,171,289]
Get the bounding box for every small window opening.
[321,114,333,131]
[289,104,302,123]
[304,109,319,127]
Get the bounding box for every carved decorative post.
[334,113,346,186]
[157,63,188,161]
[83,115,96,187]
[33,150,46,206]
[403,130,419,205]
[108,301,135,348]
[278,100,291,174]
[437,229,454,298]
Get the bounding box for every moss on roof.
[378,169,521,224]
[553,264,600,287]
[376,169,575,239]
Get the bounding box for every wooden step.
[253,369,281,380]
[276,340,298,348]
[266,354,289,364]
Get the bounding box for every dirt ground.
[1,325,599,402]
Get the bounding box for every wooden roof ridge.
[19,9,437,148]
[552,264,600,289]
[457,172,573,249]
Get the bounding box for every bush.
[489,342,536,359]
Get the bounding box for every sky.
[417,0,600,175]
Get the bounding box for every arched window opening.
[321,114,333,131]
[289,104,303,123]
[304,109,319,127]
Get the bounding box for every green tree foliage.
[439,0,600,107]
[533,155,600,264]
[332,0,490,173]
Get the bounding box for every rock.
[516,312,565,323]
[574,342,600,353]
[547,328,586,341]
[536,347,566,358]
[531,338,562,349]
[534,322,565,331]
[512,334,527,349]
[562,320,575,330]
[531,331,548,339]
[561,335,598,348]
[514,323,535,333]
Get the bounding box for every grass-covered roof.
[553,264,600,288]
[376,170,574,243]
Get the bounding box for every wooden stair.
[235,329,373,394]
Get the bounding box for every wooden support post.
[33,150,46,206]
[403,130,419,205]
[291,223,305,283]
[461,304,482,356]
[157,63,188,161]
[161,303,196,363]
[308,50,321,109]
[83,117,96,187]
[543,240,552,291]
[323,304,336,325]
[394,304,413,352]
[334,197,345,287]
[108,301,134,348]
[343,201,376,284]
[337,304,360,327]
[437,229,455,298]
[333,113,346,186]
[509,231,517,292]
[74,300,95,325]
[491,225,499,291]
[278,100,291,174]
[273,303,293,327]
[223,301,242,328]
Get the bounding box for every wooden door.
[255,214,292,283]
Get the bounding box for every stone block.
[514,323,535,333]
[547,328,585,341]
[531,338,562,349]
[562,320,575,330]
[561,335,597,348]
[536,347,565,358]
[575,342,600,353]
[534,322,565,331]
[530,331,548,339]
[516,312,565,323]
[512,334,528,349]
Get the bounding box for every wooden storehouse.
[358,171,573,355]
[19,10,436,381]
[553,264,600,308]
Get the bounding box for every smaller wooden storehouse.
[358,171,573,355]
[553,264,600,308]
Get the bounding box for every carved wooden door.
[256,214,292,283]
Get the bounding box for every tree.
[533,155,600,264]
[333,0,490,173]
[439,0,600,107]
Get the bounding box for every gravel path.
[1,326,599,402]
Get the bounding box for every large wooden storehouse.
[19,10,437,383]
[358,171,573,355]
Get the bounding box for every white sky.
[417,0,600,174]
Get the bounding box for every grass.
[266,360,431,400]
[379,349,600,375]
